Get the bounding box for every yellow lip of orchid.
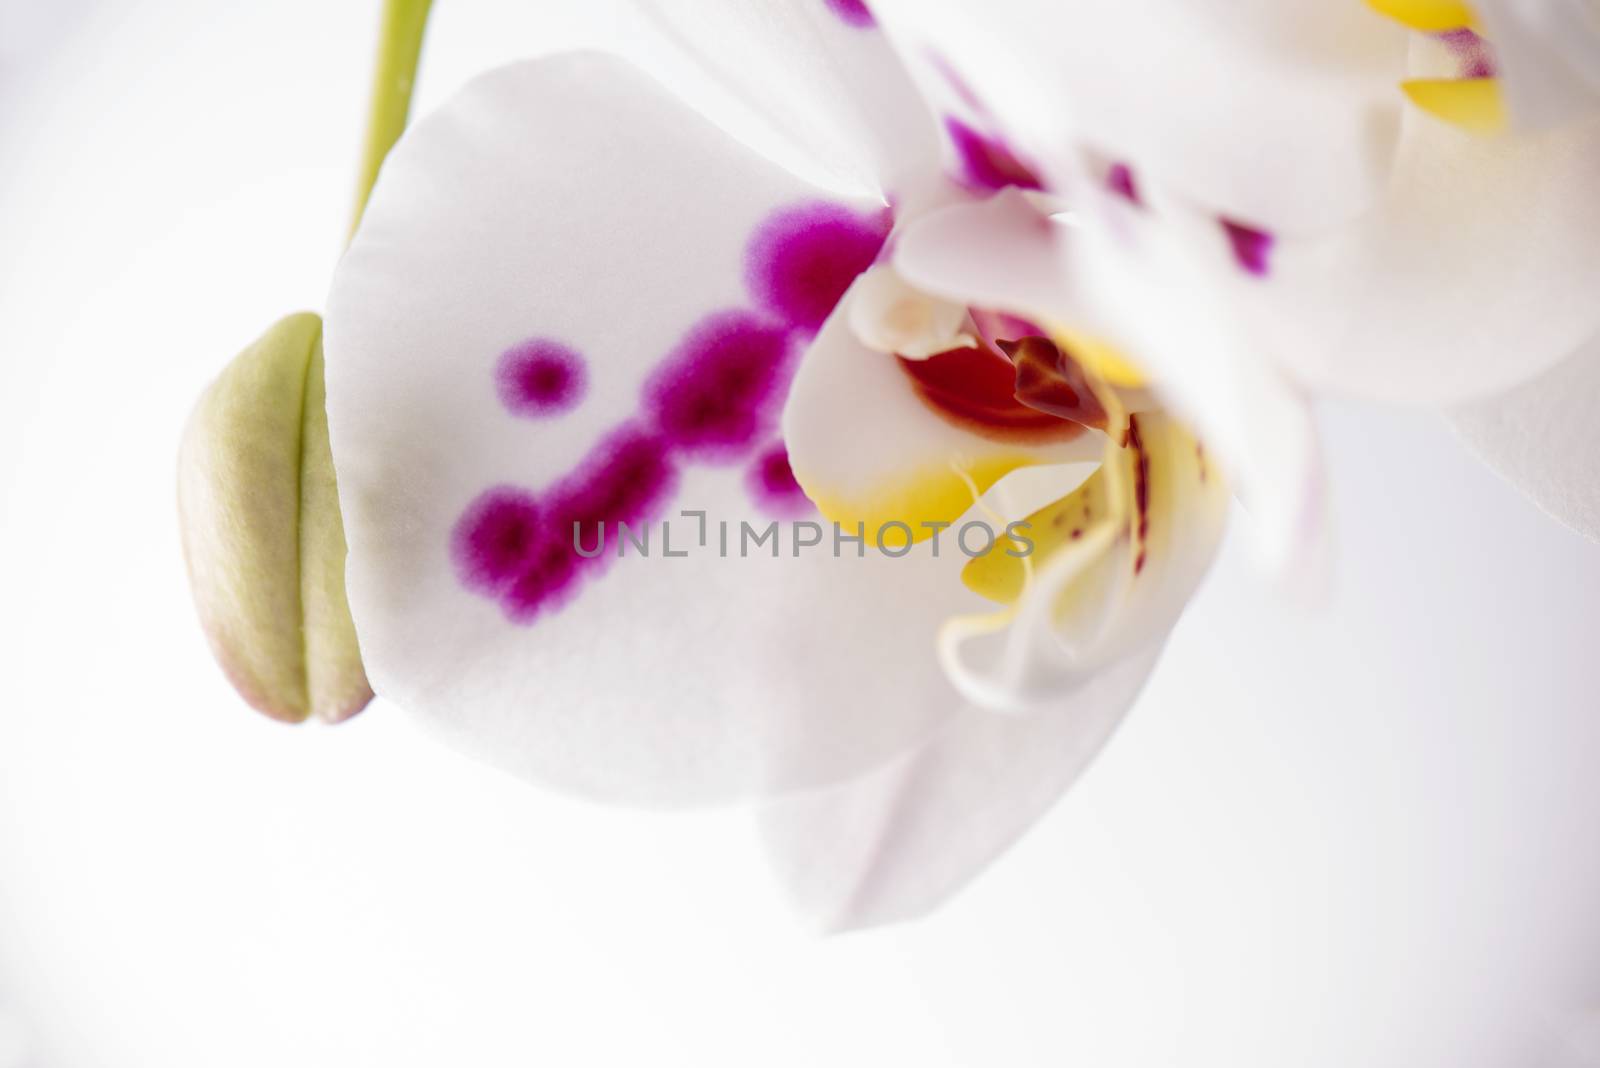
[1367,0,1509,134]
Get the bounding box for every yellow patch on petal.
[799,453,1036,550]
[1401,77,1506,133]
[962,467,1113,605]
[1053,327,1147,390]
[1366,0,1479,32]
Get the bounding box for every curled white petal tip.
[177,312,372,725]
[846,264,974,359]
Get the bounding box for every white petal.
[1254,111,1600,404]
[1452,331,1600,542]
[325,55,985,806]
[866,0,1409,232]
[625,0,940,196]
[1477,0,1600,127]
[759,645,1160,932]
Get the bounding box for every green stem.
[348,0,434,242]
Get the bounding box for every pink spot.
[454,426,679,624]
[745,202,890,332]
[502,538,584,624]
[823,0,874,28]
[1106,162,1141,206]
[452,488,542,594]
[496,339,587,417]
[1221,218,1274,277]
[944,117,1044,193]
[645,311,794,458]
[1439,28,1497,78]
[547,425,679,556]
[748,443,813,516]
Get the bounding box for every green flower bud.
[177,312,372,724]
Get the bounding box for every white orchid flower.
[860,0,1600,543]
[313,2,1289,931]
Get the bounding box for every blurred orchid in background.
[178,0,1600,931]
[865,0,1600,540]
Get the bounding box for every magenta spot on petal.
[453,426,679,624]
[1106,162,1142,206]
[1438,27,1497,78]
[745,202,890,332]
[452,487,542,594]
[1221,219,1274,277]
[823,0,874,28]
[548,424,679,555]
[944,117,1044,193]
[501,537,583,623]
[495,339,587,417]
[645,311,795,458]
[747,443,813,517]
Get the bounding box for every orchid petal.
[325,55,986,805]
[866,0,1410,232]
[1259,110,1600,404]
[759,646,1160,932]
[1452,332,1600,542]
[626,0,940,196]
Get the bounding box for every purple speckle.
[644,311,794,459]
[747,443,813,516]
[944,117,1044,193]
[1438,28,1497,78]
[1221,218,1274,277]
[495,339,587,417]
[547,425,679,555]
[1106,162,1142,206]
[745,201,890,332]
[453,426,678,623]
[501,537,584,623]
[823,0,874,28]
[452,487,542,594]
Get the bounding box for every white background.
[2,2,1599,1066]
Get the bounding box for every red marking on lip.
[1000,336,1108,430]
[1126,414,1151,575]
[898,340,1087,444]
